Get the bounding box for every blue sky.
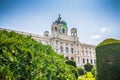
[0,0,120,45]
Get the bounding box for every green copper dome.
[54,14,67,28]
[61,21,67,28]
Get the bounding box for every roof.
[71,28,77,30]
[55,14,67,27]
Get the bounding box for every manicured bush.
[91,67,96,77]
[96,38,120,80]
[78,72,95,80]
[77,68,84,76]
[0,30,76,80]
[65,60,76,67]
[86,72,94,78]
[65,60,83,79]
[84,63,93,71]
[69,65,79,79]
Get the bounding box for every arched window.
[45,34,48,36]
[87,59,89,63]
[66,57,69,60]
[60,46,63,53]
[55,27,57,31]
[83,58,85,63]
[71,57,74,60]
[66,47,68,53]
[71,48,74,54]
[91,59,93,64]
[62,28,65,33]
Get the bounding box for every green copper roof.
[55,15,67,26]
[61,23,67,28]
[61,21,67,25]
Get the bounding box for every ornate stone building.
[0,15,96,67]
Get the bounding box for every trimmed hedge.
[77,68,84,76]
[65,60,76,67]
[91,67,96,77]
[96,38,120,80]
[69,65,79,79]
[84,63,93,71]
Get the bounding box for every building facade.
[0,15,96,67]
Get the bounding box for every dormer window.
[62,28,65,33]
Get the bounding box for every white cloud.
[100,27,107,33]
[92,35,101,39]
[92,27,108,40]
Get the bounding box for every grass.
[78,72,95,80]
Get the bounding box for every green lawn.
[78,72,95,80]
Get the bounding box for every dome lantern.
[71,27,77,37]
[44,31,49,37]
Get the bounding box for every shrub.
[84,63,93,71]
[65,60,76,67]
[77,68,84,76]
[65,60,79,79]
[91,67,96,77]
[69,65,79,79]
[0,30,76,80]
[96,38,120,80]
[86,72,94,78]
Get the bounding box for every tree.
[91,67,96,77]
[65,60,76,67]
[96,38,120,80]
[77,68,84,76]
[0,30,76,80]
[84,63,93,71]
[69,65,79,79]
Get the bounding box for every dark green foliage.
[84,63,93,71]
[65,60,76,67]
[65,60,79,78]
[77,68,84,76]
[0,30,76,80]
[97,38,120,47]
[69,65,79,79]
[96,38,120,80]
[91,67,96,77]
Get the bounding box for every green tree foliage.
[65,60,81,79]
[91,67,96,77]
[0,30,76,80]
[65,60,76,67]
[84,63,93,71]
[77,68,84,76]
[68,65,79,79]
[96,38,120,80]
